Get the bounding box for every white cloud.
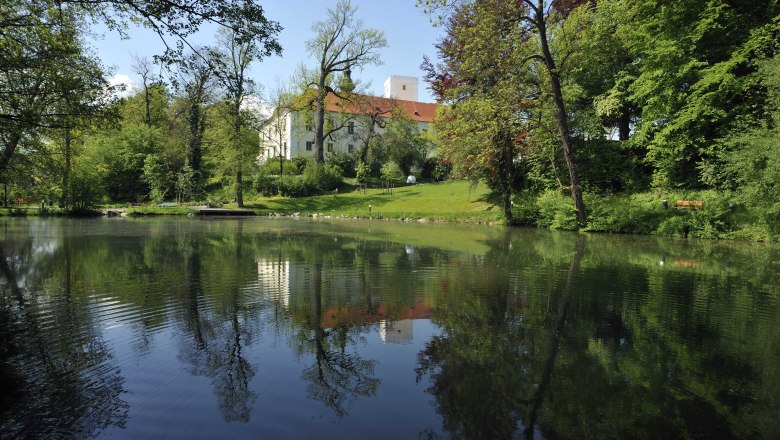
[108,73,137,98]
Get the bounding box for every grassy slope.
[0,181,500,222]
[3,181,770,241]
[245,180,505,223]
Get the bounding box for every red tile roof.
[319,300,433,328]
[324,92,438,123]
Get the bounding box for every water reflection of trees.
[253,231,445,417]
[415,236,584,440]
[172,220,260,422]
[295,262,380,417]
[0,221,128,438]
[263,235,387,417]
[415,231,780,439]
[168,223,385,421]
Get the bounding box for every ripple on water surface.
[2,218,780,439]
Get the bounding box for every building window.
[305,121,313,131]
[348,144,354,154]
[306,141,313,151]
[402,84,406,90]
[327,142,334,152]
[347,121,354,134]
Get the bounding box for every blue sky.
[93,0,443,103]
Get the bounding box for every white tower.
[379,320,413,344]
[383,75,419,102]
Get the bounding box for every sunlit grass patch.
[245,180,503,223]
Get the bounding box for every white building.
[259,76,438,164]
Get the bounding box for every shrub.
[511,191,540,225]
[655,201,734,239]
[292,157,309,173]
[536,189,578,230]
[380,162,404,183]
[68,164,106,210]
[253,172,277,196]
[327,152,356,178]
[256,162,343,197]
[260,159,300,176]
[422,158,452,181]
[278,176,309,197]
[577,138,651,193]
[656,215,691,237]
[303,163,343,192]
[355,162,369,183]
[142,154,172,203]
[583,193,667,235]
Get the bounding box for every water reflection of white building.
[256,257,370,311]
[256,257,430,343]
[256,258,291,307]
[380,320,413,344]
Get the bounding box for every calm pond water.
[1,217,780,439]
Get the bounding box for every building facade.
[258,76,437,164]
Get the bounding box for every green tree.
[722,56,780,238]
[614,0,780,188]
[81,85,171,202]
[422,0,598,224]
[301,0,386,163]
[209,16,281,207]
[1,0,282,190]
[524,0,587,225]
[170,50,217,199]
[421,0,530,222]
[0,4,106,192]
[47,15,111,209]
[348,96,393,169]
[382,108,431,175]
[204,101,260,201]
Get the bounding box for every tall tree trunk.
[359,118,377,165]
[236,171,244,207]
[144,84,152,127]
[618,105,631,141]
[500,129,514,223]
[0,131,23,184]
[315,82,327,163]
[233,101,244,208]
[536,4,587,226]
[60,124,71,208]
[524,235,585,439]
[188,102,205,188]
[279,149,284,178]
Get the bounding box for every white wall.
[259,109,430,164]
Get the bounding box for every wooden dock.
[196,208,256,216]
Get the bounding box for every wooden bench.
[674,200,704,210]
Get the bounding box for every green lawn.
[244,180,505,223]
[0,181,502,223]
